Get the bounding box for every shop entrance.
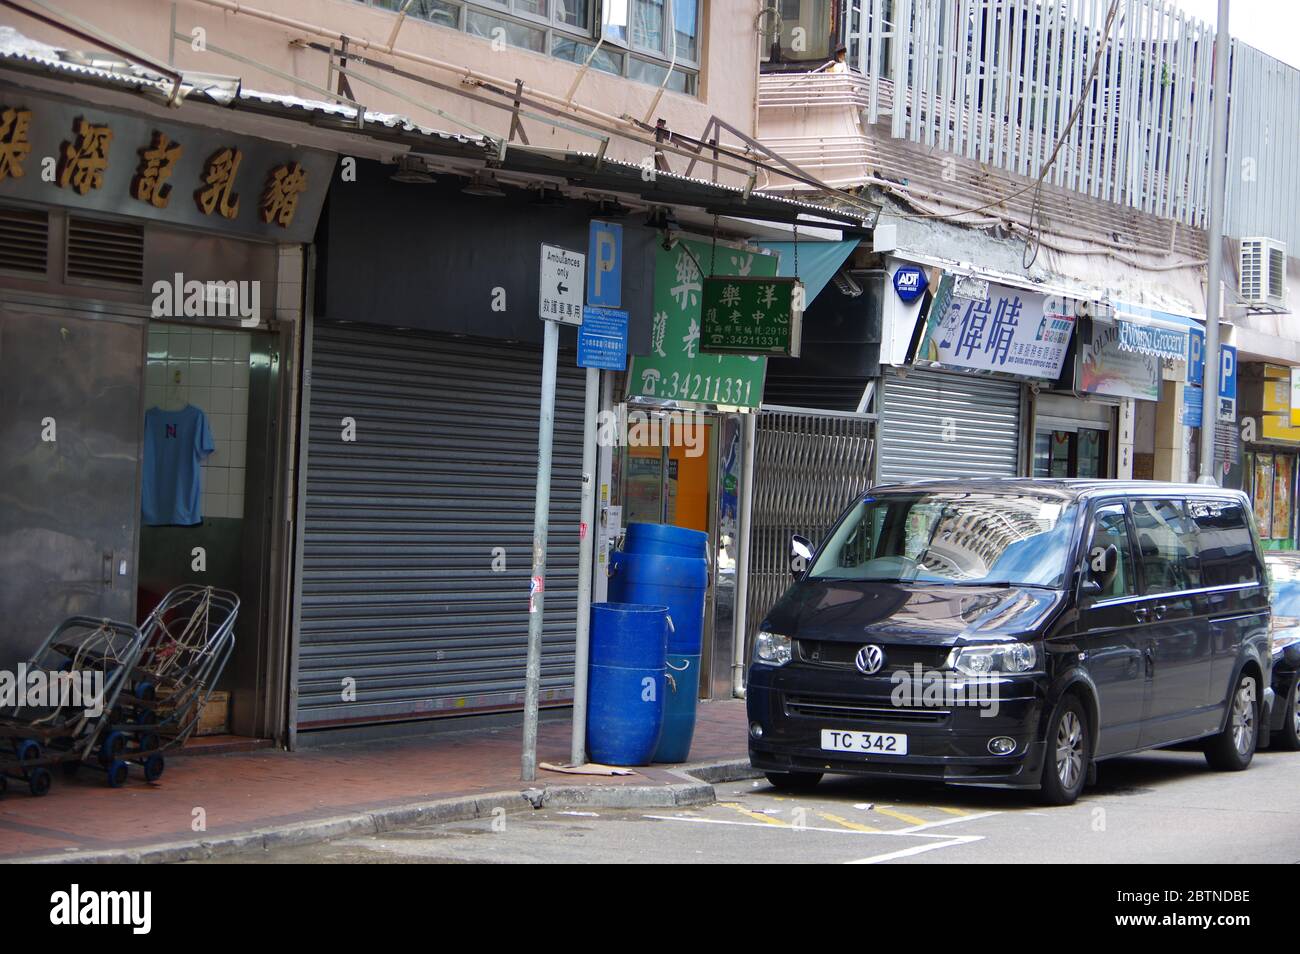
[137,321,283,740]
[617,409,738,700]
[1033,425,1109,478]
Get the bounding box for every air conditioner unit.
[1239,237,1288,310]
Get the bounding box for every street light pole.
[522,317,559,782]
[1198,0,1231,485]
[570,365,599,766]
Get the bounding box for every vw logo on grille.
[854,644,885,675]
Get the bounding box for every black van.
[746,480,1274,805]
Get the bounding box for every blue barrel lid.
[623,522,708,558]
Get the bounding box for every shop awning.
[1111,301,1204,360]
[759,239,861,302]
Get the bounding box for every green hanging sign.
[700,276,803,356]
[626,238,779,409]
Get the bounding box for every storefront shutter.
[297,323,583,728]
[878,368,1023,483]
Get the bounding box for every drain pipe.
[731,410,759,699]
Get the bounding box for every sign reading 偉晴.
[916,280,1074,380]
[627,238,778,409]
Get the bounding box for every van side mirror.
[791,534,814,579]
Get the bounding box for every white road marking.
[892,810,1001,833]
[642,814,960,840]
[845,835,983,864]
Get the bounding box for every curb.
[8,758,758,864]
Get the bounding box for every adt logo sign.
[893,266,928,303]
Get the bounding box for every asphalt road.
[212,746,1300,864]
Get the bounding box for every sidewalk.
[0,699,753,863]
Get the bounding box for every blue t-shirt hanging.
[142,405,215,526]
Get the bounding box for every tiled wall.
[145,324,252,520]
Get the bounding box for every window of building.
[361,0,699,94]
[1245,450,1296,548]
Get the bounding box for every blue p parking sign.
[587,220,623,308]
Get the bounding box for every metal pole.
[522,318,559,781]
[1198,0,1230,485]
[570,366,600,766]
[731,410,759,698]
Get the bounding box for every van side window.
[1189,500,1259,585]
[1087,504,1135,598]
[1130,499,1201,594]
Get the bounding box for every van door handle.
[1133,607,1150,622]
[1152,604,1168,621]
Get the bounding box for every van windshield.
[808,492,1079,588]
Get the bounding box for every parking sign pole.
[570,365,600,766]
[1198,0,1229,485]
[522,317,559,782]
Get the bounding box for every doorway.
[138,321,282,740]
[1034,419,1112,478]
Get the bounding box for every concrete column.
[1153,378,1186,482]
[1116,399,1135,478]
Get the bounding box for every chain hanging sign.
[699,276,803,357]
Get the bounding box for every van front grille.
[796,640,951,671]
[783,693,949,724]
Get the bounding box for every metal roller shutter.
[297,323,583,728]
[878,369,1023,483]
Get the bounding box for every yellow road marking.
[718,802,788,826]
[934,806,970,817]
[872,806,929,827]
[815,811,882,833]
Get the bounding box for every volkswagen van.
[746,480,1274,804]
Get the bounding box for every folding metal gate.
[744,406,874,656]
[296,323,584,728]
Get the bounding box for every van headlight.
[754,631,792,667]
[946,642,1038,676]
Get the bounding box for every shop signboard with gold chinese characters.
[0,86,333,243]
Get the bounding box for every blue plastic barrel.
[586,602,668,767]
[610,527,708,656]
[608,523,708,763]
[656,652,702,762]
[622,523,708,559]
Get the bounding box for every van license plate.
[821,729,908,755]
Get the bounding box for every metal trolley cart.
[0,617,145,796]
[110,585,239,779]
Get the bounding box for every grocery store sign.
[1117,319,1187,360]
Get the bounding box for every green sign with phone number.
[626,238,778,409]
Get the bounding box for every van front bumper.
[746,663,1049,788]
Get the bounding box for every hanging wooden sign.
[699,275,803,357]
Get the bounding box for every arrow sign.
[539,244,585,326]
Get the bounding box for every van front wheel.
[1204,673,1258,771]
[1039,696,1089,806]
